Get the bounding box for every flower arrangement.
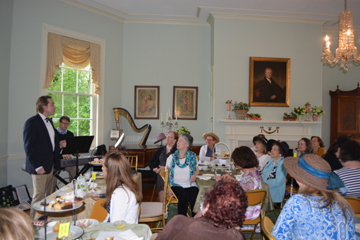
[293,106,306,116]
[232,101,250,111]
[176,126,191,135]
[310,106,325,117]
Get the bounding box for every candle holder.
[305,102,311,121]
[160,117,178,135]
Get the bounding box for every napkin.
[196,176,212,181]
[96,230,143,240]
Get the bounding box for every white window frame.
[39,23,105,148]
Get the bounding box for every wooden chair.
[126,155,138,172]
[344,196,360,214]
[242,189,267,240]
[139,167,169,232]
[89,199,107,222]
[261,216,276,240]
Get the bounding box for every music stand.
[62,136,94,179]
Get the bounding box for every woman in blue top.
[272,154,355,239]
[261,140,289,203]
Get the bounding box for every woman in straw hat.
[261,140,289,204]
[272,154,355,239]
[199,132,219,163]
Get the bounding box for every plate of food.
[75,219,99,229]
[35,221,84,240]
[90,158,103,166]
[95,172,105,179]
[33,193,84,213]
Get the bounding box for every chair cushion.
[140,202,163,218]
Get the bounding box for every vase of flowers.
[176,126,191,135]
[232,101,250,120]
[293,106,306,122]
[310,106,325,121]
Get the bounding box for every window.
[47,63,96,145]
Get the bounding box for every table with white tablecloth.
[34,173,142,221]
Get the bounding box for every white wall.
[212,18,323,144]
[6,0,123,189]
[121,22,211,145]
[321,28,360,148]
[0,0,13,187]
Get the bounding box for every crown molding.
[209,13,329,25]
[123,18,208,26]
[60,0,125,22]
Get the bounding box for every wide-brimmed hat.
[154,133,166,144]
[204,132,220,143]
[267,139,289,156]
[284,154,343,193]
[253,136,268,148]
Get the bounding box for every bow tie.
[45,118,51,122]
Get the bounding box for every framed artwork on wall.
[173,86,198,120]
[134,86,160,119]
[249,57,291,107]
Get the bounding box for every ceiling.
[63,0,360,28]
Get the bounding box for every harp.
[113,108,151,145]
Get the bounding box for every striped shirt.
[334,167,360,198]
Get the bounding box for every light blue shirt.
[272,194,356,239]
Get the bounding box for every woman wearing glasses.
[149,131,179,202]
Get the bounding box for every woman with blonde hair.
[272,154,355,239]
[102,152,142,223]
[0,207,34,240]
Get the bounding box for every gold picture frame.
[134,86,160,119]
[173,86,198,120]
[249,57,290,107]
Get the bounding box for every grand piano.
[110,108,200,168]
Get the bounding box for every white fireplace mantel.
[219,119,321,152]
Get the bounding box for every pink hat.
[154,133,167,144]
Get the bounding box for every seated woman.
[323,135,350,171]
[102,152,142,223]
[334,140,360,198]
[149,131,178,202]
[261,140,289,204]
[251,136,270,171]
[166,133,199,216]
[0,208,34,240]
[152,179,247,240]
[272,154,355,239]
[297,137,313,157]
[311,136,326,157]
[199,132,219,163]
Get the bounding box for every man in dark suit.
[56,115,76,180]
[253,68,284,102]
[23,95,62,219]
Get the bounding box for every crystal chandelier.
[322,0,360,71]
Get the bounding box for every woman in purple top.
[220,146,262,220]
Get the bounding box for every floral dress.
[239,169,262,220]
[272,194,356,239]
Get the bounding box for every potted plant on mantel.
[283,113,290,121]
[293,106,306,121]
[309,106,325,121]
[232,101,250,120]
[289,112,297,121]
